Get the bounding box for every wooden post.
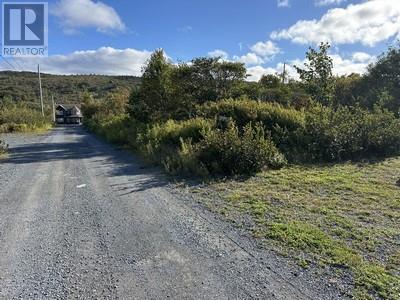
[38,65,44,117]
[282,62,286,84]
[51,95,56,123]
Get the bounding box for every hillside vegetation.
[82,42,400,299]
[0,71,140,105]
[0,72,140,136]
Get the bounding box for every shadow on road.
[2,126,168,193]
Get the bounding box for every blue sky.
[1,0,400,80]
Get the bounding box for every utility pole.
[51,94,56,123]
[281,62,286,84]
[38,64,44,117]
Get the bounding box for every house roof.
[56,104,81,110]
[56,104,83,117]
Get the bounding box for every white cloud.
[246,62,297,82]
[246,66,277,81]
[331,53,375,76]
[5,47,152,76]
[52,0,125,34]
[289,53,375,78]
[277,0,290,8]
[208,49,229,60]
[234,53,264,66]
[315,0,346,7]
[1,47,374,83]
[250,40,280,58]
[351,52,373,63]
[245,52,375,82]
[228,40,280,67]
[271,0,400,46]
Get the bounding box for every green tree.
[103,90,129,115]
[230,81,261,100]
[259,74,281,89]
[178,57,246,103]
[361,44,400,112]
[128,52,246,121]
[168,57,247,118]
[214,61,247,100]
[129,49,172,122]
[81,92,101,120]
[295,42,334,106]
[333,73,362,107]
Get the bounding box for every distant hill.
[0,71,141,105]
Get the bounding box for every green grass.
[0,122,53,134]
[194,159,400,299]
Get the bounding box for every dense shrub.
[85,114,145,149]
[161,122,286,176]
[161,139,208,176]
[87,115,130,144]
[298,104,400,161]
[137,118,214,161]
[197,99,306,157]
[197,98,305,132]
[196,122,286,175]
[103,116,287,176]
[0,103,51,133]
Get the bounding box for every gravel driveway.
[0,127,344,299]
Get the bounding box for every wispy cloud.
[315,0,346,7]
[177,25,193,33]
[277,0,290,8]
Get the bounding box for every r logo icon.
[2,2,48,57]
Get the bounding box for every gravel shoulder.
[0,127,347,299]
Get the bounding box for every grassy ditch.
[191,160,400,299]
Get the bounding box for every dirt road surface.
[0,127,345,299]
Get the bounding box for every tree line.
[72,42,400,175]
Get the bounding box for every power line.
[0,54,17,71]
[0,43,18,71]
[12,58,24,71]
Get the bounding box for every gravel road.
[0,127,345,299]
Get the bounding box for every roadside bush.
[197,98,306,159]
[89,114,130,144]
[0,123,27,133]
[84,114,145,149]
[196,122,286,175]
[298,104,400,161]
[137,118,214,160]
[197,98,305,133]
[0,103,51,132]
[132,118,286,176]
[162,138,209,177]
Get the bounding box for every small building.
[55,104,83,124]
